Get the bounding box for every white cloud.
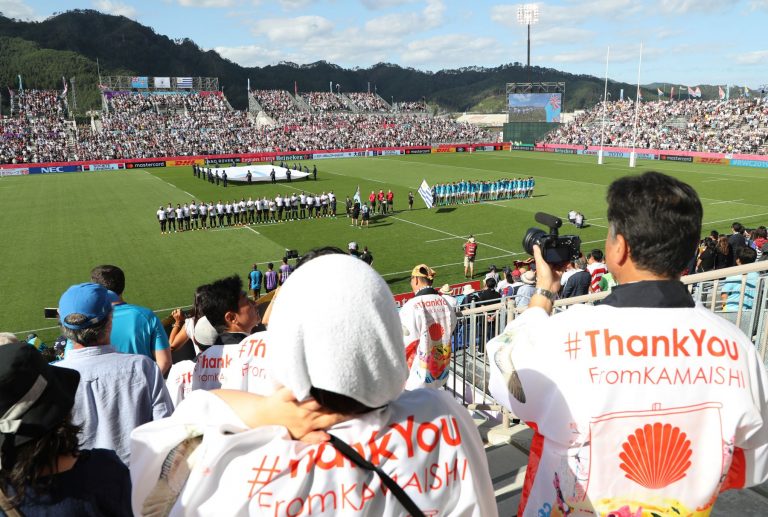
[94,0,137,18]
[539,45,660,65]
[735,49,768,65]
[365,0,445,36]
[0,0,38,20]
[215,44,288,66]
[657,0,724,14]
[251,15,334,42]
[177,0,236,7]
[279,0,313,9]
[750,0,768,9]
[400,33,503,67]
[360,0,415,9]
[533,27,594,45]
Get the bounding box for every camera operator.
[488,171,768,516]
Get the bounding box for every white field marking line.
[140,169,195,198]
[699,197,766,209]
[390,215,515,254]
[702,178,730,183]
[708,199,745,205]
[425,232,493,243]
[363,177,388,184]
[209,226,261,235]
[703,212,768,226]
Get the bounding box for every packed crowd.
[545,98,768,154]
[302,91,347,112]
[251,89,301,115]
[0,89,71,164]
[347,92,390,111]
[433,177,534,206]
[396,100,427,112]
[1,89,493,163]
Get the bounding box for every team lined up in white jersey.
[155,192,337,233]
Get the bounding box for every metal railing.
[447,261,768,424]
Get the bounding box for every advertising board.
[660,155,693,163]
[126,161,166,169]
[87,163,123,171]
[28,165,81,174]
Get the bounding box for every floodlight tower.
[517,3,539,80]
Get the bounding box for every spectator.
[753,227,767,260]
[475,277,502,306]
[714,235,733,269]
[348,241,361,258]
[515,270,537,309]
[0,342,132,516]
[728,222,746,266]
[55,283,172,466]
[166,276,263,406]
[89,265,172,375]
[721,247,759,311]
[561,256,591,298]
[130,255,496,516]
[587,249,607,293]
[456,284,476,307]
[400,264,457,390]
[488,171,768,516]
[696,237,717,272]
[0,332,19,345]
[439,284,458,309]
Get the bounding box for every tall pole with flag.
[598,46,610,166]
[418,179,434,209]
[17,75,23,93]
[629,42,643,168]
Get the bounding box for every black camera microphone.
[535,212,562,232]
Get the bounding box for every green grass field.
[3,151,768,344]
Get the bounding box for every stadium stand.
[545,98,768,154]
[301,91,348,112]
[0,89,71,164]
[347,92,391,112]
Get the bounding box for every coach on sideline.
[488,171,768,516]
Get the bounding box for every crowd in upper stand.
[1,89,492,163]
[545,98,768,154]
[0,89,71,164]
[252,89,301,114]
[301,91,348,112]
[347,92,390,111]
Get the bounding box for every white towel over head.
[268,254,407,408]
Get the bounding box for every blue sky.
[2,0,767,88]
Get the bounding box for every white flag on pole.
[418,179,433,209]
[353,185,361,204]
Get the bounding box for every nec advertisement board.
[131,76,149,89]
[126,161,165,169]
[508,93,562,122]
[28,165,81,174]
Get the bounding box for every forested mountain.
[0,10,721,115]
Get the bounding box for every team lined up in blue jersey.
[431,177,535,206]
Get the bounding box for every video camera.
[522,212,581,264]
[284,249,299,260]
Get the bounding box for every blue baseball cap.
[58,283,114,330]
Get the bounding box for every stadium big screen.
[508,93,562,123]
